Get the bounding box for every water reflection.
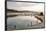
[7,16,39,30]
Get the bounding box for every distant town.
[7,9,43,17]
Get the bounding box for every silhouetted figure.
[40,12,43,16]
[14,25,16,29]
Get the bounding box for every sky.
[7,0,44,14]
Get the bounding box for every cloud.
[7,1,44,12]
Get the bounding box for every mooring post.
[31,22,32,27]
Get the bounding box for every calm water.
[7,16,38,30]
